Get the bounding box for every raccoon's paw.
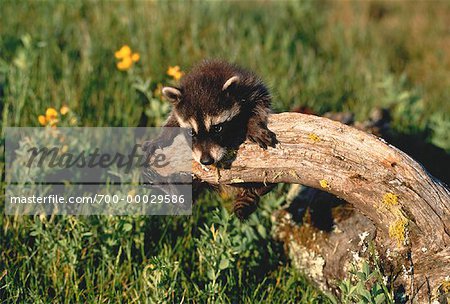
[248,127,277,149]
[233,201,258,221]
[233,190,259,221]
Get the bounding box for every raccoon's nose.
[200,154,214,165]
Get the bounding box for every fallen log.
[192,112,450,302]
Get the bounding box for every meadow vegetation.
[1,1,449,302]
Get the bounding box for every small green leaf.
[356,271,367,281]
[375,293,386,304]
[207,269,216,281]
[362,262,370,276]
[30,230,39,236]
[256,224,267,238]
[219,258,229,270]
[123,223,132,232]
[324,292,338,304]
[359,288,372,302]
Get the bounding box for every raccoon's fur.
[144,60,277,220]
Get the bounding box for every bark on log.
[192,112,450,302]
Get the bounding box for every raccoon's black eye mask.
[214,116,247,138]
[184,123,223,138]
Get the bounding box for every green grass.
[1,1,449,302]
[1,189,329,303]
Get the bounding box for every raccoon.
[144,60,277,220]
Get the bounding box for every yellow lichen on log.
[389,217,408,247]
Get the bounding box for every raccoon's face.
[162,75,248,165]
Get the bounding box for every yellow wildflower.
[42,107,59,126]
[60,105,70,115]
[117,56,133,71]
[114,45,131,59]
[115,45,140,71]
[38,115,47,126]
[131,53,140,62]
[167,65,184,80]
[46,107,58,120]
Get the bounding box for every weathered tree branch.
[192,113,450,301]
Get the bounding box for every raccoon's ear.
[222,76,240,91]
[162,87,182,104]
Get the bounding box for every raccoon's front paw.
[247,127,277,149]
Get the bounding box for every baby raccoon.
[145,60,277,220]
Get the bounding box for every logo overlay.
[5,127,193,215]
